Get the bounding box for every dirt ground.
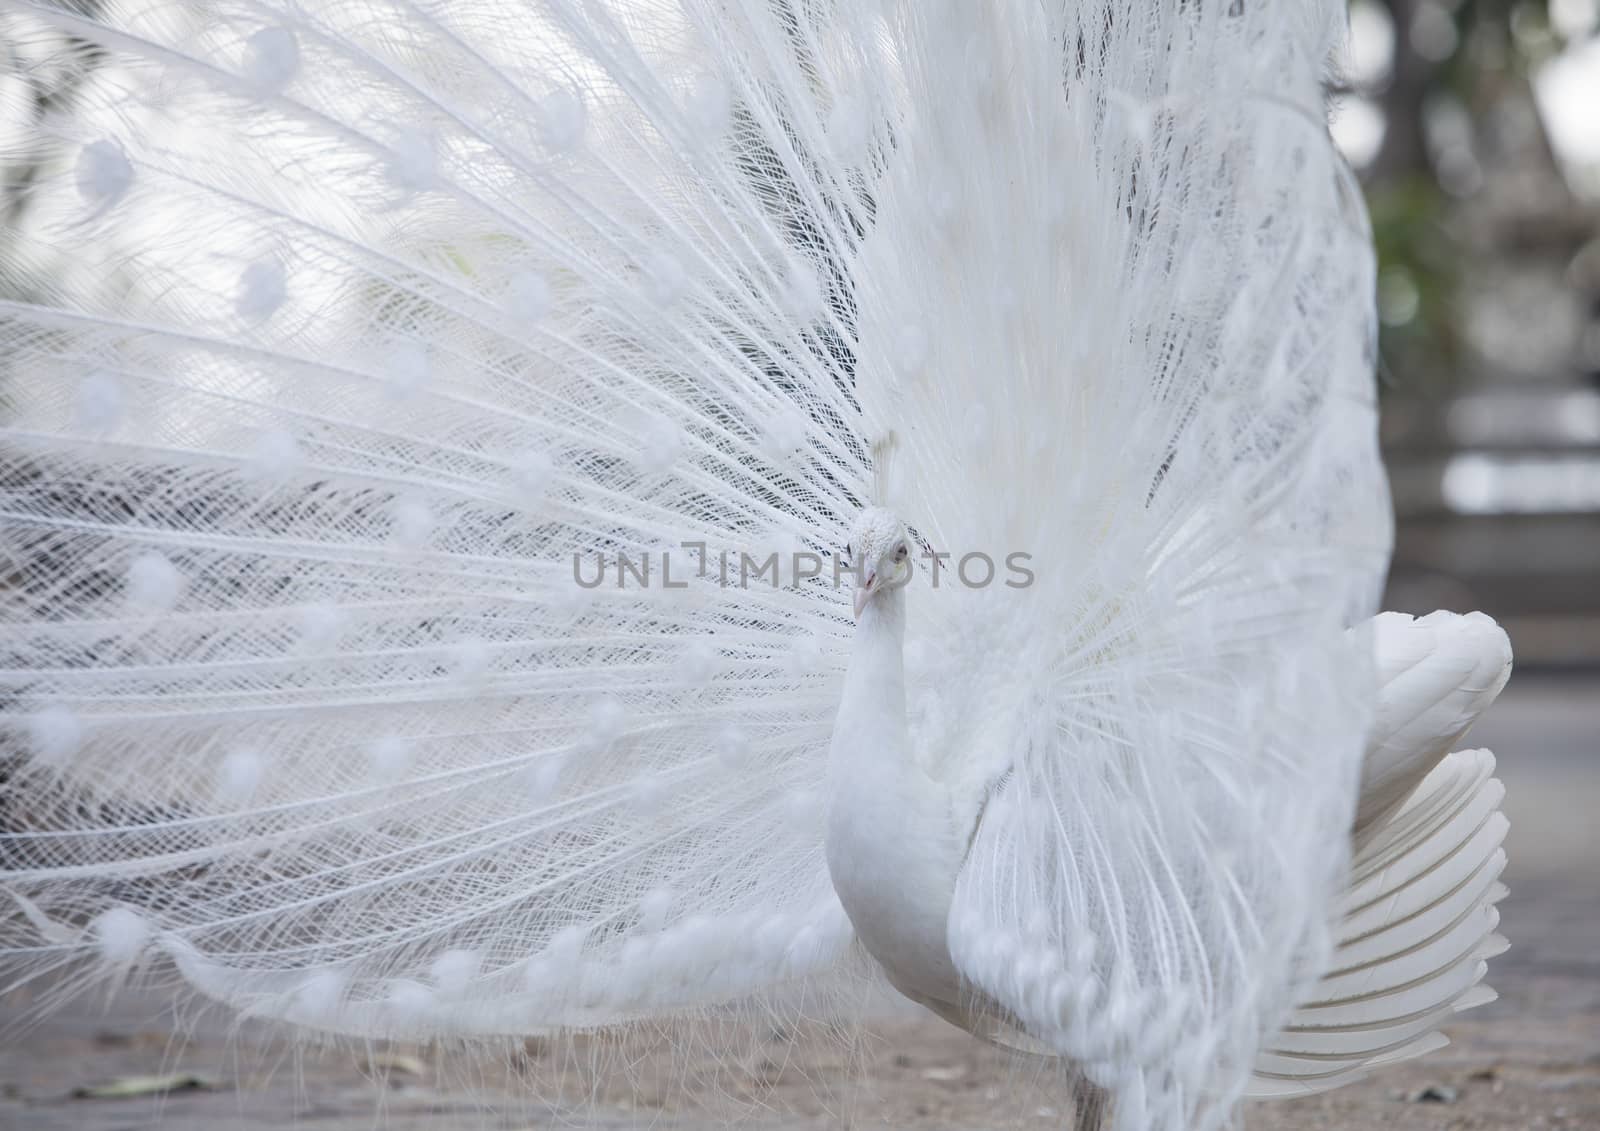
[1,676,1596,1130]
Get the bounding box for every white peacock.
[0,2,1511,1128]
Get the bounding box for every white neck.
[829,586,909,766]
[824,585,966,1007]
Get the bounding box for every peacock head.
[844,507,911,619]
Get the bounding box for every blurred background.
[1330,0,1600,666]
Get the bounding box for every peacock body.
[0,2,1512,1128]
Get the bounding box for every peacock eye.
[894,543,908,562]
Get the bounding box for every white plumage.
[0,2,1511,1128]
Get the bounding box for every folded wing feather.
[1249,611,1513,1098]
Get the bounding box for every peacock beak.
[853,569,877,618]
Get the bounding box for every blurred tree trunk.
[1369,0,1433,184]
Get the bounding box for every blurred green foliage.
[1358,0,1592,390]
[1368,176,1461,389]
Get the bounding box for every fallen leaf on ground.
[1407,1084,1459,1103]
[72,1074,221,1099]
[359,1051,428,1077]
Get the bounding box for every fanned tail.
[1,0,899,1039]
